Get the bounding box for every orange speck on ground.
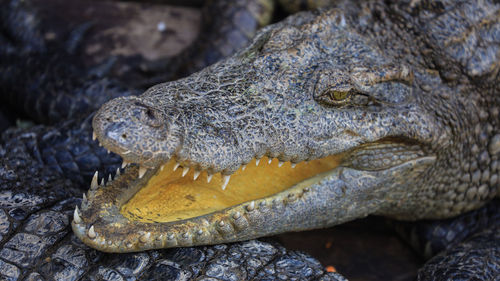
[326,265,337,273]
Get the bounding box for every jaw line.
[71,159,342,252]
[71,155,436,253]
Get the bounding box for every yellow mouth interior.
[121,155,343,223]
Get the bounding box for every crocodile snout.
[92,96,182,169]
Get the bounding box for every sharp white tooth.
[160,165,165,171]
[182,167,190,177]
[256,159,260,166]
[121,160,129,169]
[92,132,97,141]
[82,193,87,202]
[138,166,147,178]
[88,225,96,239]
[139,232,151,243]
[108,174,112,183]
[193,170,201,180]
[241,164,246,171]
[291,163,296,168]
[116,168,120,176]
[73,206,82,224]
[100,178,105,186]
[221,175,230,190]
[173,162,180,171]
[268,158,272,164]
[278,161,284,167]
[207,174,213,183]
[90,171,98,190]
[107,149,110,154]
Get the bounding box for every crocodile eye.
[316,88,354,106]
[329,90,349,101]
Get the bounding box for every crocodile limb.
[417,223,500,280]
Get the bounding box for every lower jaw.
[72,154,347,252]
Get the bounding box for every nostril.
[121,134,127,139]
[146,108,156,120]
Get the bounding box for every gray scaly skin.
[82,0,500,253]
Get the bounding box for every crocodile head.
[72,9,497,253]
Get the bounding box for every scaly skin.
[81,0,500,253]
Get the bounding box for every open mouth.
[73,130,430,253]
[121,155,344,223]
[73,130,351,252]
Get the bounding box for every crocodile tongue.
[122,155,344,223]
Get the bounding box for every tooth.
[246,201,255,211]
[116,167,120,176]
[138,166,147,178]
[193,170,201,180]
[92,132,97,141]
[268,158,272,164]
[73,206,82,224]
[91,171,98,190]
[88,225,96,239]
[173,162,180,171]
[182,167,190,177]
[100,178,105,186]
[160,165,165,171]
[207,174,213,183]
[107,149,110,154]
[108,174,112,183]
[256,159,260,166]
[241,164,246,171]
[278,161,284,167]
[221,175,230,190]
[121,160,129,169]
[82,193,87,203]
[139,232,151,243]
[291,163,296,168]
[98,143,102,147]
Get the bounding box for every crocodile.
[76,0,500,255]
[0,0,498,279]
